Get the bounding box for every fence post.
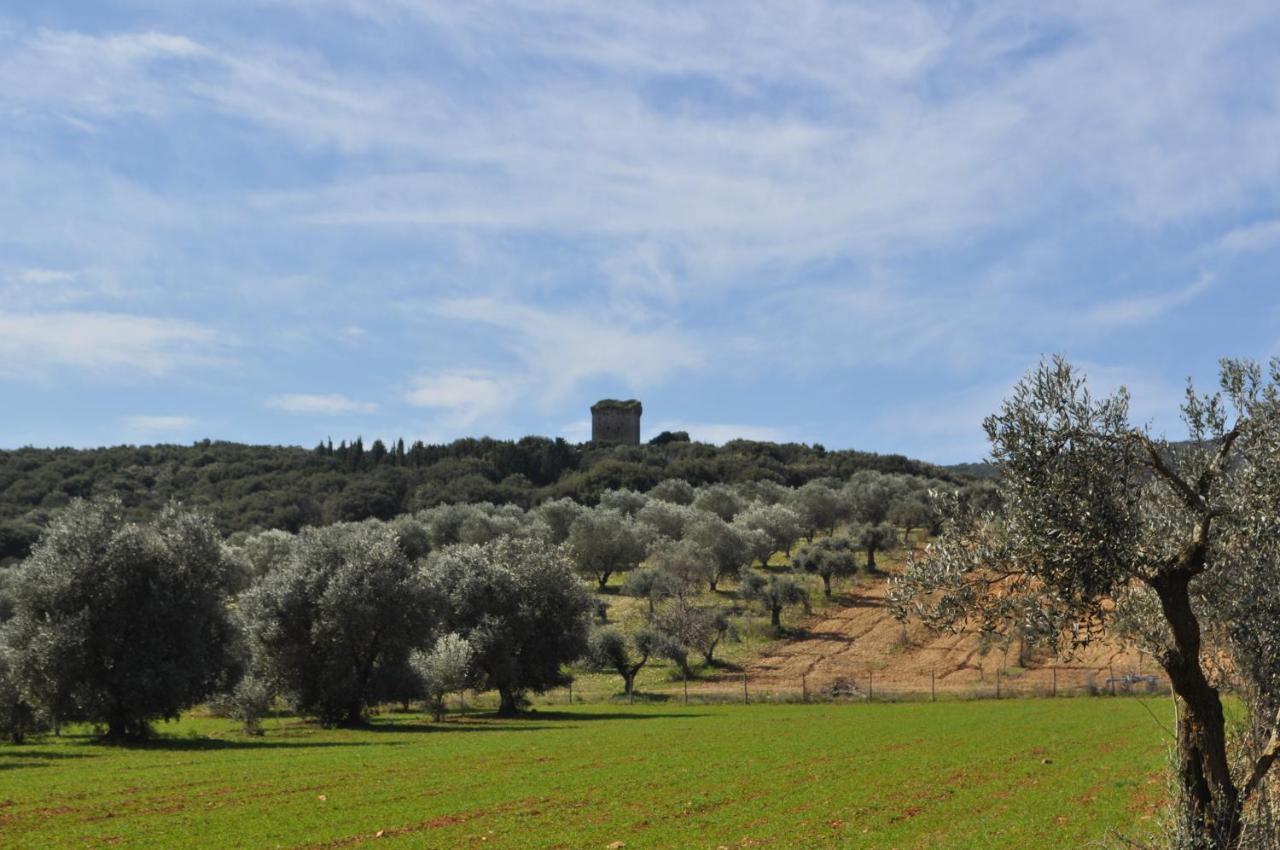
[683,669,689,706]
[931,669,936,702]
[743,672,749,705]
[996,667,1001,699]
[868,670,874,702]
[1052,666,1057,698]
[629,681,634,705]
[802,674,808,703]
[568,681,572,705]
[1109,664,1116,697]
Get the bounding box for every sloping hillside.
[708,577,1162,700]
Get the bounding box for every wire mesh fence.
[477,663,1175,712]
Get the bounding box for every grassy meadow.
[0,699,1170,849]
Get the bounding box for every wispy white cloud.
[404,372,511,427]
[1217,219,1280,255]
[435,298,703,402]
[12,268,77,285]
[123,414,196,432]
[265,393,377,415]
[0,312,217,378]
[1081,275,1217,329]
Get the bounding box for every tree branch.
[1196,426,1242,499]
[1241,704,1280,806]
[1131,432,1207,513]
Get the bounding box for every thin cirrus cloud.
[1,3,1279,458]
[265,394,378,415]
[404,373,511,427]
[123,414,196,432]
[0,312,217,379]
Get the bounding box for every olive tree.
[635,500,695,542]
[890,357,1280,850]
[0,643,42,743]
[655,598,736,665]
[649,478,696,505]
[239,522,436,727]
[598,488,649,517]
[621,565,682,615]
[684,512,751,591]
[411,633,474,721]
[852,522,898,571]
[588,627,679,697]
[568,508,650,589]
[738,502,803,566]
[693,484,745,522]
[738,568,810,629]
[3,497,237,739]
[426,538,592,715]
[535,498,585,545]
[887,496,932,545]
[790,481,845,540]
[792,536,860,597]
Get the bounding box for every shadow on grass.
[518,710,712,722]
[67,736,402,752]
[0,749,93,760]
[356,721,556,734]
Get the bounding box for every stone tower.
[590,399,642,445]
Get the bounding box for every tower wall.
[590,401,642,445]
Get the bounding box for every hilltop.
[0,436,965,562]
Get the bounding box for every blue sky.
[2,1,1279,463]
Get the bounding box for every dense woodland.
[0,435,962,564]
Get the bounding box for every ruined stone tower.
[590,399,642,445]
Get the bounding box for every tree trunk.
[1151,571,1242,848]
[708,576,718,592]
[866,546,877,571]
[597,571,611,590]
[771,605,781,628]
[822,575,832,597]
[496,687,520,716]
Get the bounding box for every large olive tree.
[239,522,436,726]
[425,538,592,715]
[3,497,237,739]
[890,357,1280,849]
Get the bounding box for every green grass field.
[0,699,1170,849]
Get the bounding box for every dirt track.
[701,577,1164,700]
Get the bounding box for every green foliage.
[738,568,811,629]
[653,597,736,665]
[792,536,860,596]
[3,497,237,739]
[852,521,899,571]
[567,508,650,588]
[620,565,681,614]
[685,512,752,590]
[0,643,42,743]
[587,626,678,695]
[411,633,474,721]
[238,522,436,727]
[424,538,592,714]
[0,438,961,544]
[737,502,803,564]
